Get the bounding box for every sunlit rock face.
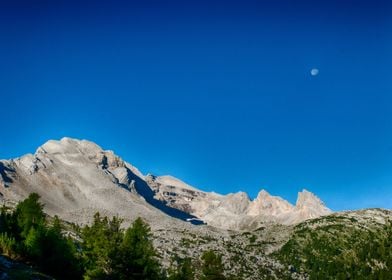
[146,175,331,229]
[293,189,332,219]
[0,137,331,230]
[0,138,199,229]
[247,190,294,216]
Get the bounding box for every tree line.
[0,193,229,280]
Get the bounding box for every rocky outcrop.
[291,189,332,221]
[247,190,294,216]
[296,189,330,212]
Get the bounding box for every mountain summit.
[0,137,331,230]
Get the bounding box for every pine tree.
[15,193,45,239]
[118,217,164,280]
[23,225,44,259]
[81,213,123,279]
[14,193,47,260]
[41,216,82,279]
[168,257,194,280]
[200,250,226,280]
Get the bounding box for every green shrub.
[0,232,16,256]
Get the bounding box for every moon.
[311,68,319,76]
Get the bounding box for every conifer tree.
[81,213,123,279]
[200,250,226,280]
[168,257,194,280]
[118,217,164,280]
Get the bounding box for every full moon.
[311,68,319,76]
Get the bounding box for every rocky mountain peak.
[255,189,273,199]
[231,191,250,200]
[36,137,103,156]
[247,189,294,216]
[32,137,144,179]
[219,192,251,215]
[294,189,332,218]
[296,189,326,208]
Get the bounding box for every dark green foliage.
[0,194,81,279]
[277,217,392,280]
[168,257,195,280]
[0,206,18,239]
[81,215,164,280]
[81,213,124,279]
[248,235,256,244]
[40,216,81,279]
[0,194,166,280]
[23,225,45,259]
[15,193,45,239]
[118,217,164,279]
[200,250,226,280]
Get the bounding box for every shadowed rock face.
[0,137,330,230]
[0,162,15,185]
[123,171,204,225]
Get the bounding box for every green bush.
[168,257,195,280]
[0,232,16,256]
[200,250,226,280]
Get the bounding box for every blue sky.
[0,0,391,210]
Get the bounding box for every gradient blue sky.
[1,0,391,210]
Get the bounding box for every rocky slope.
[0,138,199,230]
[276,208,392,279]
[151,208,392,279]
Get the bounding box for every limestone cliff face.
[291,189,332,221]
[247,190,294,216]
[145,175,331,229]
[0,137,331,230]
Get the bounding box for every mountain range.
[0,137,391,279]
[0,137,330,230]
